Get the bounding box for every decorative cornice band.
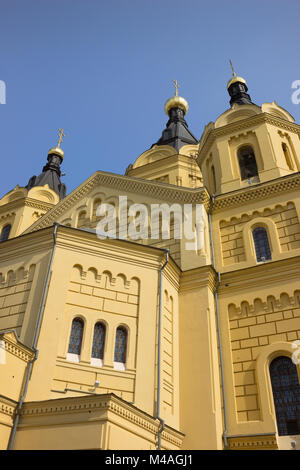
[0,334,34,363]
[24,198,54,211]
[179,265,217,293]
[227,433,277,450]
[20,393,183,447]
[219,255,300,294]
[0,197,54,215]
[213,173,300,212]
[0,396,17,417]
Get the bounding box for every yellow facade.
[0,77,300,450]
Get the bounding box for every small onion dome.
[227,75,247,89]
[164,95,189,116]
[48,146,64,160]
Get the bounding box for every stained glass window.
[270,356,300,436]
[252,227,271,262]
[114,327,127,363]
[92,322,106,359]
[0,224,11,242]
[68,318,84,355]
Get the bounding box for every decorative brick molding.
[0,331,34,363]
[20,393,184,448]
[214,173,300,212]
[227,433,278,450]
[0,395,17,417]
[179,265,217,293]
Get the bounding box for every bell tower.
[126,81,202,188]
[197,67,300,450]
[0,130,66,240]
[198,70,300,195]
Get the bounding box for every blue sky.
[0,0,299,196]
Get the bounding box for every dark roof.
[26,151,66,199]
[153,107,198,152]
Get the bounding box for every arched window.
[92,199,102,219]
[77,211,87,228]
[238,146,258,181]
[114,326,127,369]
[67,317,84,362]
[270,356,300,436]
[282,143,294,171]
[0,224,11,242]
[252,227,271,262]
[91,322,106,366]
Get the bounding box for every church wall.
[0,233,55,344]
[13,394,183,450]
[24,227,180,430]
[0,331,34,449]
[159,266,180,430]
[219,263,300,443]
[54,263,141,404]
[33,179,211,272]
[212,191,300,273]
[178,267,223,450]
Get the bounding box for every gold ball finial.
[47,128,66,160]
[227,60,247,89]
[164,79,189,115]
[48,146,64,159]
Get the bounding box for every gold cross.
[229,59,236,77]
[173,79,179,96]
[57,128,65,148]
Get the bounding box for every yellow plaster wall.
[219,267,300,439]
[178,267,223,450]
[19,228,180,431]
[13,395,183,450]
[0,331,34,449]
[218,201,300,267]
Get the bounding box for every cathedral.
[1,69,300,451]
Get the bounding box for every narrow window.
[0,224,11,242]
[114,326,127,370]
[270,356,300,436]
[77,211,87,228]
[211,165,216,194]
[93,199,102,219]
[282,143,294,171]
[91,322,106,367]
[67,317,84,362]
[252,227,271,262]
[238,146,258,180]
